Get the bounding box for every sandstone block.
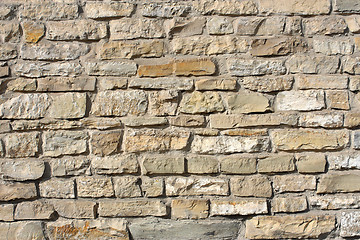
[80,117,122,130]
[91,154,139,175]
[251,37,307,56]
[303,17,347,35]
[350,76,360,91]
[165,17,205,37]
[166,176,229,196]
[138,63,173,77]
[296,154,326,173]
[346,16,360,33]
[341,212,360,237]
[97,77,127,90]
[194,0,258,15]
[113,176,142,198]
[129,78,193,90]
[0,22,19,43]
[21,2,79,20]
[246,215,335,239]
[192,135,270,154]
[14,61,83,78]
[85,2,134,19]
[328,153,360,170]
[287,55,339,74]
[230,175,272,198]
[343,56,360,74]
[48,93,87,119]
[110,19,164,40]
[334,0,360,13]
[91,90,147,117]
[140,177,163,198]
[326,90,349,110]
[4,132,39,158]
[220,156,257,174]
[90,131,122,156]
[168,115,205,127]
[14,201,55,220]
[22,21,44,43]
[174,59,216,76]
[39,178,75,199]
[0,66,8,77]
[313,38,353,55]
[318,172,360,193]
[99,200,166,217]
[46,20,106,40]
[207,17,233,35]
[179,91,224,114]
[256,17,286,36]
[258,0,330,15]
[298,112,343,128]
[187,155,218,174]
[228,58,286,76]
[142,155,185,175]
[210,199,268,216]
[85,61,137,77]
[258,155,295,174]
[149,90,178,116]
[51,200,96,219]
[142,3,191,17]
[77,176,114,198]
[272,197,307,213]
[241,76,293,92]
[2,222,46,240]
[309,195,360,210]
[235,17,264,35]
[275,90,325,111]
[7,78,37,92]
[172,199,209,219]
[50,157,90,177]
[121,116,168,127]
[195,78,236,90]
[227,91,271,114]
[37,77,96,92]
[0,43,17,60]
[271,129,349,151]
[0,159,44,181]
[43,131,88,157]
[0,181,36,201]
[273,175,316,193]
[0,204,13,221]
[297,75,348,90]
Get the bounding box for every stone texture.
[43,131,88,157]
[142,3,191,17]
[287,55,339,74]
[141,177,164,197]
[142,155,185,175]
[168,115,205,127]
[207,17,233,35]
[297,75,348,90]
[187,155,219,174]
[195,78,236,90]
[275,90,325,111]
[0,159,44,181]
[350,76,360,91]
[271,129,349,151]
[77,177,114,198]
[251,37,307,56]
[230,175,272,198]
[37,77,96,92]
[166,176,229,196]
[318,172,360,193]
[91,154,139,175]
[85,2,134,19]
[313,38,353,55]
[343,56,360,74]
[299,112,343,128]
[195,0,258,15]
[85,61,137,77]
[113,176,142,198]
[229,58,286,76]
[227,91,271,114]
[21,2,79,20]
[296,154,327,173]
[273,175,316,193]
[241,76,293,92]
[50,157,90,177]
[210,199,268,216]
[326,90,349,110]
[303,17,347,35]
[7,78,37,92]
[48,93,87,119]
[172,199,209,219]
[51,200,96,219]
[272,197,307,213]
[309,195,360,210]
[174,59,216,76]
[341,212,360,237]
[90,131,122,156]
[179,91,224,114]
[0,22,19,43]
[334,0,360,13]
[246,215,335,239]
[97,77,127,90]
[99,200,166,217]
[0,204,14,221]
[346,16,360,33]
[22,21,44,43]
[110,19,165,40]
[0,181,36,201]
[91,90,147,117]
[129,78,193,90]
[148,90,178,116]
[0,43,17,60]
[14,61,83,78]
[328,153,360,170]
[39,178,75,199]
[121,116,168,127]
[138,63,173,77]
[46,20,106,40]
[220,156,257,174]
[4,132,39,158]
[258,0,330,15]
[14,201,55,220]
[258,155,295,174]
[164,17,205,37]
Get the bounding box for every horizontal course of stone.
[1,0,360,239]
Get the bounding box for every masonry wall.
[1,0,360,239]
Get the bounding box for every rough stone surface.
[179,91,224,114]
[85,61,137,77]
[48,93,87,119]
[241,76,293,92]
[273,175,316,193]
[287,55,339,74]
[91,154,139,175]
[113,176,142,198]
[227,91,271,114]
[317,172,360,193]
[210,199,268,216]
[85,2,134,19]
[220,156,257,174]
[258,155,295,174]
[4,132,39,158]
[142,155,185,175]
[14,201,55,220]
[272,197,307,213]
[187,155,219,174]
[110,19,165,40]
[341,212,360,237]
[230,175,272,198]
[39,178,75,199]
[229,58,286,76]
[0,159,44,181]
[90,131,122,156]
[51,200,96,219]
[296,154,327,173]
[172,199,209,219]
[0,181,37,201]
[258,0,330,15]
[99,200,166,217]
[77,177,114,198]
[43,131,88,157]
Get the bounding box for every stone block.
[230,175,272,198]
[172,199,209,219]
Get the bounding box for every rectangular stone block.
[48,93,87,119]
[334,0,360,13]
[113,176,142,198]
[187,155,218,174]
[226,91,271,114]
[84,61,137,77]
[194,0,258,15]
[309,195,360,210]
[258,0,330,15]
[84,2,134,19]
[129,78,193,90]
[21,2,79,20]
[0,159,44,181]
[142,3,191,17]
[0,22,19,43]
[275,90,325,111]
[271,129,349,151]
[39,178,75,199]
[148,90,178,116]
[230,175,272,198]
[90,131,122,156]
[180,91,224,114]
[296,154,326,173]
[241,76,293,92]
[303,17,347,35]
[4,132,39,158]
[210,199,268,216]
[49,157,90,177]
[37,77,96,92]
[43,131,88,157]
[258,155,295,174]
[168,115,205,127]
[0,204,13,221]
[297,75,348,90]
[110,19,164,40]
[141,177,164,197]
[318,172,360,193]
[327,153,360,170]
[0,181,36,201]
[142,155,185,175]
[15,201,55,220]
[313,38,353,55]
[195,78,237,90]
[287,55,340,74]
[50,200,96,219]
[298,112,343,128]
[326,90,349,110]
[14,61,83,78]
[272,197,307,213]
[172,199,209,219]
[273,175,316,193]
[228,58,286,76]
[220,156,257,174]
[77,176,114,198]
[99,200,166,217]
[0,43,17,60]
[91,154,139,175]
[174,59,216,76]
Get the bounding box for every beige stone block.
[258,155,295,174]
[210,199,267,216]
[273,175,316,193]
[220,156,257,174]
[142,155,185,175]
[187,155,218,174]
[77,177,114,198]
[272,197,307,213]
[172,199,209,219]
[90,131,122,156]
[318,172,360,193]
[39,178,75,199]
[14,200,55,220]
[231,175,272,198]
[99,200,166,217]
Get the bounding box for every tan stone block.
[298,112,343,128]
[258,0,330,15]
[343,56,360,75]
[110,18,164,40]
[50,157,90,177]
[220,156,257,174]
[258,155,295,174]
[113,176,142,198]
[169,115,205,127]
[172,199,209,219]
[142,155,185,175]
[231,175,272,198]
[0,66,8,77]
[210,199,268,216]
[91,154,139,175]
[97,77,127,90]
[48,93,87,119]
[195,78,236,90]
[99,200,166,217]
[341,212,360,237]
[296,154,326,173]
[142,3,191,17]
[179,91,224,114]
[43,131,88,157]
[148,90,178,116]
[164,17,205,37]
[241,76,293,93]
[0,181,37,201]
[130,78,193,90]
[37,77,96,92]
[318,172,360,193]
[138,63,173,77]
[0,43,17,60]
[77,177,114,198]
[14,200,55,220]
[121,116,168,127]
[227,91,271,114]
[326,90,349,110]
[39,178,75,199]
[313,38,353,55]
[7,78,37,92]
[14,61,83,78]
[141,177,164,197]
[273,175,316,193]
[0,159,44,181]
[246,215,335,239]
[303,17,347,35]
[195,0,258,15]
[272,197,307,213]
[297,75,348,90]
[251,37,307,56]
[187,155,218,174]
[287,55,340,74]
[0,22,20,43]
[221,129,268,137]
[174,59,216,76]
[90,131,122,156]
[4,132,39,158]
[207,17,233,35]
[51,200,96,219]
[0,204,13,221]
[309,195,360,210]
[21,2,79,20]
[228,58,286,76]
[85,2,134,19]
[345,112,360,127]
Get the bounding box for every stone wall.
[0,0,360,239]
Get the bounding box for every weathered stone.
[168,115,205,127]
[51,200,96,219]
[21,2,79,20]
[14,61,83,78]
[91,154,139,175]
[256,17,286,36]
[272,197,307,213]
[0,66,8,77]
[110,19,164,40]
[77,176,114,198]
[91,90,147,117]
[141,177,164,197]
[129,78,193,90]
[165,17,205,37]
[0,204,13,221]
[303,17,347,35]
[235,17,263,35]
[20,42,89,61]
[192,135,270,154]
[195,0,258,15]
[50,157,90,177]
[313,38,353,55]
[14,201,55,220]
[99,40,164,59]
[318,172,360,193]
[341,212,360,237]
[0,159,44,181]
[37,77,96,92]
[259,0,330,15]
[284,16,303,35]
[99,200,166,217]
[121,116,168,127]
[142,3,191,17]
[328,153,360,170]
[287,55,339,74]
[129,218,240,240]
[195,78,236,90]
[0,94,50,119]
[334,0,360,13]
[258,155,295,174]
[172,199,209,219]
[142,155,185,175]
[22,21,44,43]
[246,215,335,239]
[211,199,267,216]
[0,181,36,201]
[0,22,19,43]
[296,154,327,173]
[124,128,190,152]
[299,112,343,128]
[187,155,218,174]
[179,91,224,114]
[113,176,142,198]
[47,219,129,240]
[7,78,37,92]
[207,17,233,35]
[149,90,178,116]
[46,20,106,40]
[97,77,127,90]
[4,132,39,158]
[241,76,293,92]
[138,63,173,77]
[273,175,316,193]
[350,76,360,91]
[271,129,349,151]
[43,131,87,157]
[251,37,307,56]
[227,91,271,114]
[0,43,16,60]
[210,113,298,129]
[231,175,272,198]
[85,2,134,19]
[220,156,257,174]
[48,93,86,119]
[80,117,122,130]
[326,90,349,110]
[39,178,75,199]
[229,58,286,76]
[171,36,248,55]
[85,61,137,77]
[0,5,13,20]
[309,195,360,210]
[174,59,216,76]
[346,16,360,33]
[275,90,325,111]
[9,119,81,132]
[0,120,10,133]
[343,56,360,75]
[297,75,348,90]
[90,131,122,156]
